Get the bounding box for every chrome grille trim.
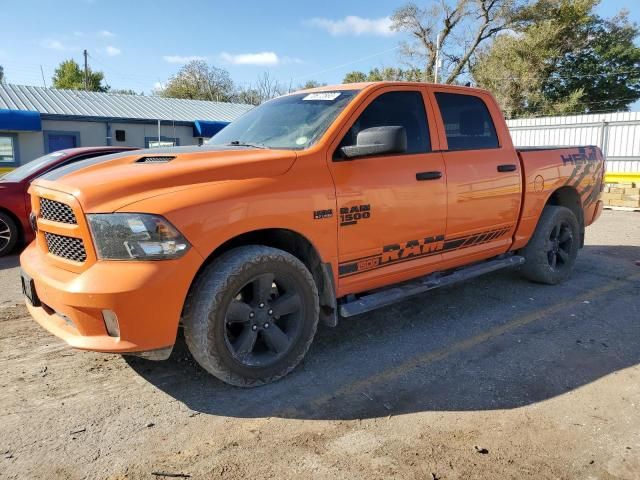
[44,232,87,262]
[39,198,77,224]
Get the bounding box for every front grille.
[40,198,77,224]
[44,232,87,262]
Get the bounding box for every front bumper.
[20,242,203,354]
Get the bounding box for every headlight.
[87,213,190,260]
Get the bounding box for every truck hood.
[31,145,297,212]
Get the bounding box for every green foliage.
[159,60,235,102]
[343,71,368,83]
[298,80,326,89]
[473,0,640,116]
[0,65,4,84]
[52,59,109,92]
[110,88,142,96]
[343,67,425,83]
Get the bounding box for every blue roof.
[0,109,42,131]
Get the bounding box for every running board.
[339,254,525,317]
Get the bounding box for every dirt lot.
[1,210,639,479]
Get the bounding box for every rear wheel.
[519,205,580,284]
[0,212,19,257]
[183,245,319,387]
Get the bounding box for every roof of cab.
[296,81,491,96]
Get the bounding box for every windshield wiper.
[226,140,269,149]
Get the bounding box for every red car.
[0,147,137,256]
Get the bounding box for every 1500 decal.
[340,204,371,226]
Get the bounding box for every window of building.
[435,92,499,151]
[338,91,431,157]
[0,134,18,165]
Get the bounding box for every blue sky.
[1,0,638,109]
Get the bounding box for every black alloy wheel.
[546,221,574,272]
[224,272,304,367]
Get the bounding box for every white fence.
[507,111,640,175]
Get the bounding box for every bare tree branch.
[392,0,518,84]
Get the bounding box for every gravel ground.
[1,210,639,479]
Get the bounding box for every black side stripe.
[338,226,512,278]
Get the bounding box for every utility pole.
[40,65,47,88]
[83,49,89,91]
[434,33,441,84]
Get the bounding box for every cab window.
[337,91,431,157]
[435,92,499,151]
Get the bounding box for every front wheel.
[183,245,319,387]
[519,205,580,284]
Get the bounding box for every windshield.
[208,90,360,150]
[1,151,68,182]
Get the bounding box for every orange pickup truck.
[20,82,605,386]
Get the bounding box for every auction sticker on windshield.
[303,92,341,101]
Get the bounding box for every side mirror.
[339,126,407,160]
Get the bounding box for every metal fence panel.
[507,112,640,175]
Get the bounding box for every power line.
[290,46,402,82]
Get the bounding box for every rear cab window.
[435,92,499,151]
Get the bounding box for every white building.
[0,84,253,172]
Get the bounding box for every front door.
[327,87,447,292]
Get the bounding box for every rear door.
[431,90,521,260]
[327,86,447,292]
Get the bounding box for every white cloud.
[98,30,115,38]
[307,16,394,37]
[282,56,305,65]
[163,55,208,64]
[104,46,121,56]
[40,39,75,51]
[220,51,280,66]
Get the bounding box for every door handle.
[497,164,517,172]
[416,171,442,181]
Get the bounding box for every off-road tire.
[182,245,319,387]
[0,212,19,257]
[519,205,580,284]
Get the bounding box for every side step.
[339,254,525,317]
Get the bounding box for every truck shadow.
[127,244,640,420]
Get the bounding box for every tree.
[544,11,640,113]
[343,71,368,83]
[109,88,142,96]
[233,85,262,106]
[472,0,640,116]
[232,73,287,106]
[0,65,5,84]
[343,67,424,83]
[391,0,519,84]
[159,60,235,101]
[52,59,109,92]
[255,71,284,102]
[298,80,326,89]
